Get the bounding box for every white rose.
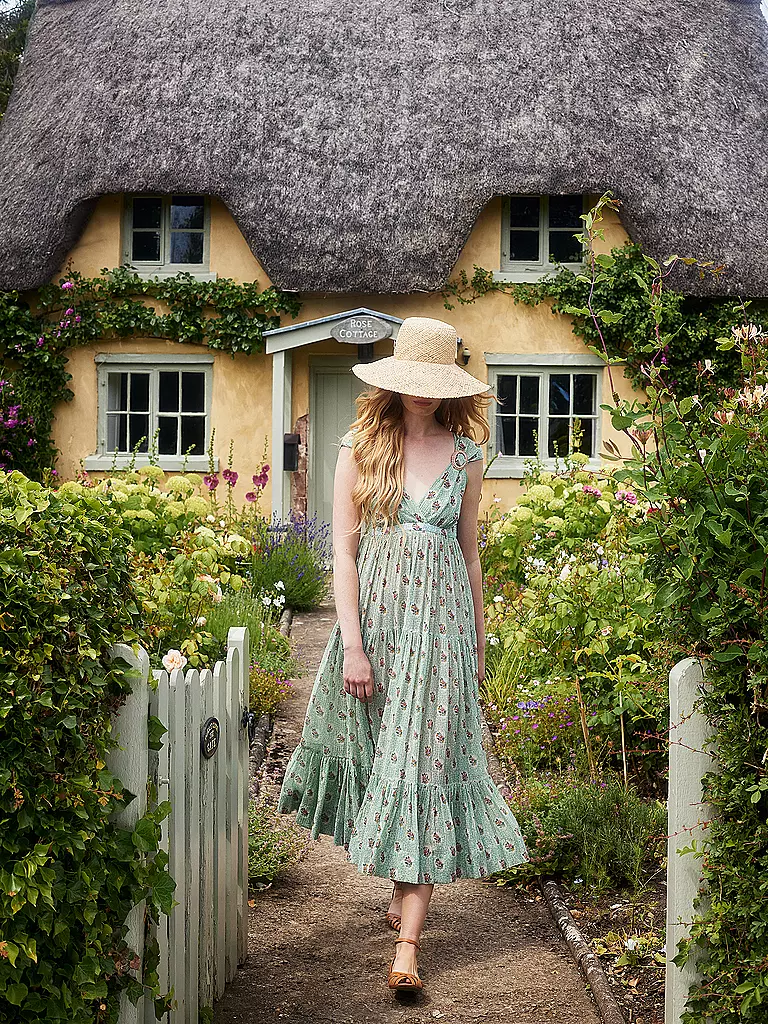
[162,649,188,673]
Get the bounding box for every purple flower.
[615,489,638,505]
[65,308,74,315]
[222,468,238,487]
[203,473,219,491]
[61,281,74,290]
[36,339,44,348]
[245,491,257,502]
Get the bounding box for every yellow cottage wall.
[50,195,639,514]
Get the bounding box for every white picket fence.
[665,657,718,1024]
[106,627,251,1023]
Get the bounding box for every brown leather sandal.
[385,882,402,932]
[388,936,423,992]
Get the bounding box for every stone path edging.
[540,880,626,1024]
[246,606,294,800]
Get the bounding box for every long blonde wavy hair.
[341,386,497,532]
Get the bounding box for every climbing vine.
[0,265,302,480]
[441,199,767,398]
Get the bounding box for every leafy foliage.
[607,323,768,1022]
[0,0,33,122]
[0,267,302,479]
[0,472,174,1022]
[442,198,767,398]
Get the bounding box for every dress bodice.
[338,428,484,531]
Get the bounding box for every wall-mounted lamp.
[457,338,471,366]
[283,433,300,472]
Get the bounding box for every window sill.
[484,456,603,480]
[494,264,585,283]
[83,455,219,473]
[125,268,218,283]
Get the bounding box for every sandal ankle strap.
[394,937,421,950]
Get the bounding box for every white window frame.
[497,194,589,282]
[483,354,605,478]
[84,353,219,472]
[121,194,217,282]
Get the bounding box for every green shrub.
[0,471,173,1022]
[247,801,307,889]
[499,775,666,893]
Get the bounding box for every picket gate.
[106,627,251,1023]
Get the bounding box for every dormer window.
[122,194,215,280]
[500,194,587,279]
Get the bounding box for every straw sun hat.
[351,317,493,399]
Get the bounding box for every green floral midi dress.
[276,429,530,883]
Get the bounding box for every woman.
[277,316,529,993]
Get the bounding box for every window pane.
[508,231,539,262]
[549,374,570,416]
[181,417,205,456]
[508,196,540,227]
[519,376,539,415]
[170,232,204,264]
[132,231,161,262]
[573,374,596,416]
[547,231,583,264]
[574,418,595,458]
[181,372,205,412]
[548,195,583,229]
[130,373,150,412]
[519,417,538,456]
[107,372,128,412]
[548,418,569,458]
[107,413,127,452]
[129,414,150,453]
[158,416,178,456]
[159,371,179,412]
[132,197,162,229]
[497,374,517,412]
[171,196,205,230]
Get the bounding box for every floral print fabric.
[276,430,529,883]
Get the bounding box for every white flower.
[625,938,638,951]
[275,580,285,590]
[558,564,571,581]
[261,594,272,607]
[698,449,707,461]
[219,519,226,528]
[493,496,502,503]
[162,649,188,673]
[487,635,500,646]
[212,586,223,605]
[493,595,505,603]
[196,616,207,627]
[206,514,216,523]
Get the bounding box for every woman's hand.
[343,646,375,703]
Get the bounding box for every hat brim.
[351,358,493,399]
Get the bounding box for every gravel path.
[214,596,601,1024]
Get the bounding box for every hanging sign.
[201,716,220,760]
[330,315,393,344]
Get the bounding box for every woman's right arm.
[333,442,375,703]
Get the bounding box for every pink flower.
[222,468,238,486]
[245,491,257,502]
[203,474,219,491]
[65,308,74,315]
[61,281,74,290]
[162,649,188,673]
[616,490,638,505]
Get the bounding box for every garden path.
[214,593,600,1024]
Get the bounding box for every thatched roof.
[0,0,767,296]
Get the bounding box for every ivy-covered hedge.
[0,472,174,1022]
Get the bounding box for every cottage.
[1,0,766,528]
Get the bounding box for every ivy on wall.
[0,266,302,480]
[441,241,768,396]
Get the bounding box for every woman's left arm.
[457,459,486,685]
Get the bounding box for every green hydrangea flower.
[526,484,556,503]
[544,515,566,531]
[137,465,165,481]
[185,496,209,517]
[166,475,195,496]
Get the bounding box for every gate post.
[666,657,718,1024]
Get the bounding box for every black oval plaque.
[201,716,220,760]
